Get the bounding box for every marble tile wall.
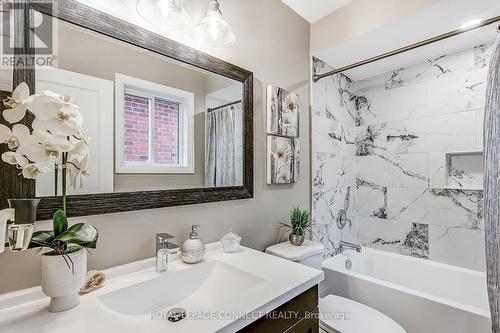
[312,44,492,271]
[312,58,357,257]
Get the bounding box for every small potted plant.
[29,210,97,312]
[280,206,312,246]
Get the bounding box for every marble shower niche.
[312,42,492,271]
[445,151,484,189]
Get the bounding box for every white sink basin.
[98,260,265,315]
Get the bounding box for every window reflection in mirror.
[33,16,243,197]
[115,73,194,174]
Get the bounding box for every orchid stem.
[62,152,67,214]
[54,165,58,196]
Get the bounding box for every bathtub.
[321,247,491,333]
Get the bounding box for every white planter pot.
[41,248,87,312]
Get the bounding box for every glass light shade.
[136,0,192,30]
[193,11,235,48]
[86,0,127,4]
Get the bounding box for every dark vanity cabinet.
[238,285,319,333]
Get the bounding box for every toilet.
[265,241,406,333]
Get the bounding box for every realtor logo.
[1,0,57,68]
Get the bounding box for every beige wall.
[0,0,310,293]
[310,0,441,54]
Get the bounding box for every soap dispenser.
[181,225,205,264]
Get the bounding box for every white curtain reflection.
[205,103,243,187]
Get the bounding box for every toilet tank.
[265,240,324,270]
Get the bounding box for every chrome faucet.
[338,240,362,254]
[156,233,179,273]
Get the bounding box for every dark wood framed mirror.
[0,0,253,220]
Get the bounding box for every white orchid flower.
[17,130,77,164]
[42,90,78,108]
[31,93,83,136]
[36,130,77,155]
[0,123,30,150]
[76,127,91,146]
[2,82,34,124]
[1,151,28,166]
[1,128,54,179]
[0,151,49,178]
[20,162,52,179]
[0,125,17,149]
[66,129,90,189]
[12,154,50,178]
[68,135,90,158]
[67,153,90,189]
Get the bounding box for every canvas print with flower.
[267,135,299,184]
[266,85,300,138]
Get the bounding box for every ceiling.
[314,0,500,81]
[281,0,352,23]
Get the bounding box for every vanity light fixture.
[461,19,481,30]
[193,0,235,48]
[85,0,127,5]
[136,0,192,30]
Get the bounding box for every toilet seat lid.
[320,295,406,333]
[265,240,324,261]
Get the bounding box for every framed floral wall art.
[266,135,300,184]
[266,85,300,138]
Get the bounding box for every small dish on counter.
[221,229,241,253]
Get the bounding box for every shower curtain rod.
[312,16,500,82]
[207,100,242,112]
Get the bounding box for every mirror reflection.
[34,17,243,197]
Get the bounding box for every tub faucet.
[338,240,362,254]
[156,233,180,273]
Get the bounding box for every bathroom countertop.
[0,242,324,333]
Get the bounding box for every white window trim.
[115,73,195,174]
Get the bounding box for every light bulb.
[193,1,235,48]
[157,0,171,19]
[208,17,220,41]
[136,0,191,30]
[85,0,127,4]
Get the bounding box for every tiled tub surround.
[312,58,357,258]
[312,43,492,271]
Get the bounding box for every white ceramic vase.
[41,248,87,312]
